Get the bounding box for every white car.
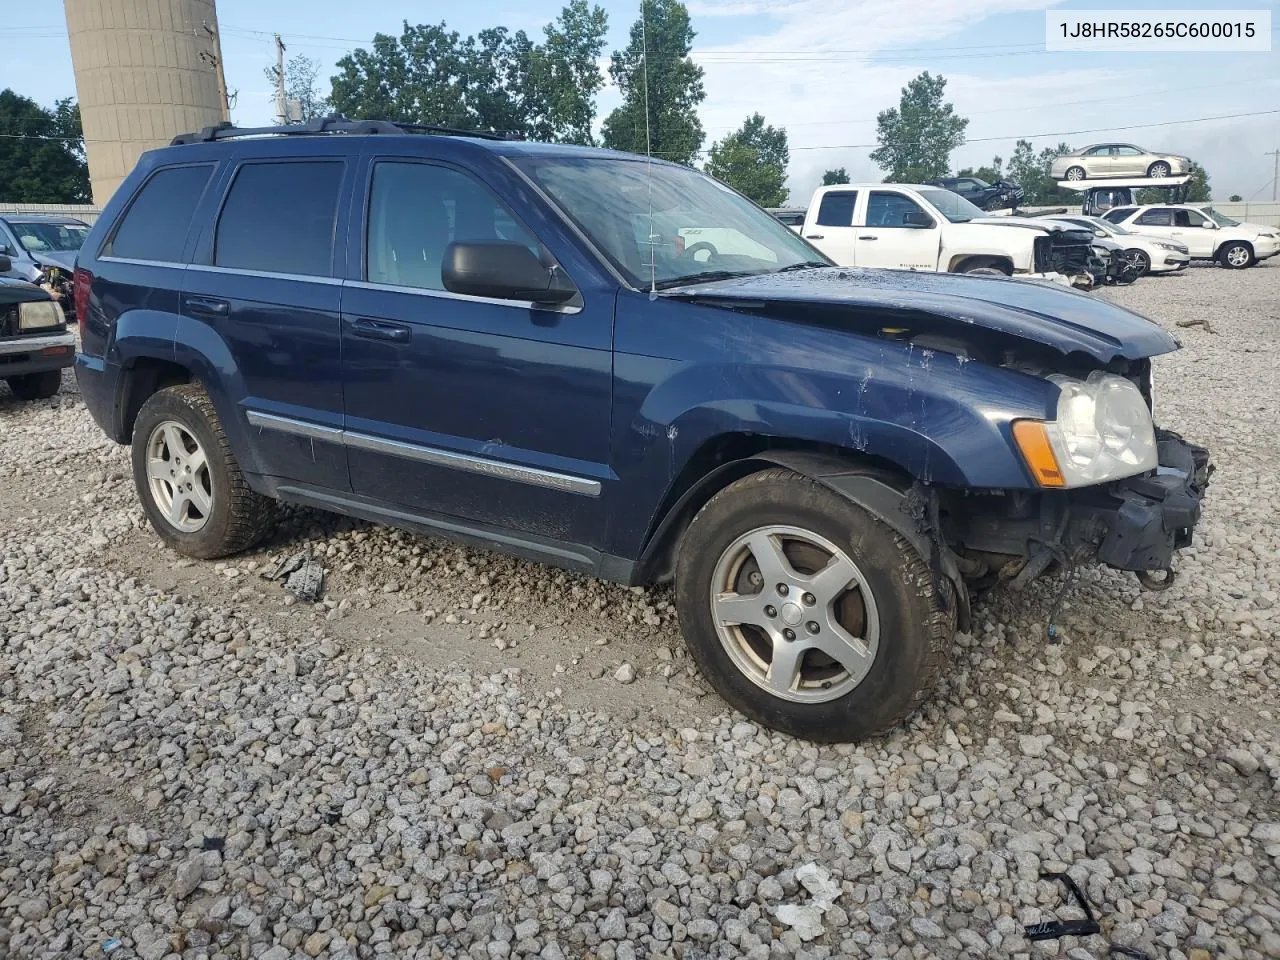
[1101,204,1280,269]
[1043,215,1190,275]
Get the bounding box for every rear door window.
[815,191,858,227]
[1136,209,1173,227]
[106,164,214,262]
[215,161,344,277]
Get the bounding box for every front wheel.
[1147,161,1171,179]
[1125,249,1151,276]
[1218,242,1254,269]
[5,370,62,401]
[674,469,954,742]
[131,383,276,559]
[1065,166,1086,181]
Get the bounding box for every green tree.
[328,4,608,142]
[822,168,849,185]
[1229,194,1243,202]
[601,0,705,165]
[531,0,610,144]
[1004,139,1077,205]
[705,113,789,205]
[870,72,968,182]
[0,90,89,203]
[265,54,331,123]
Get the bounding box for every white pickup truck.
[795,183,1094,279]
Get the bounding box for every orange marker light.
[1012,420,1066,488]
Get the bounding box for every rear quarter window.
[104,164,215,262]
[214,161,344,277]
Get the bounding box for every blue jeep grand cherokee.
[74,118,1210,742]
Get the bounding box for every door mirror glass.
[0,244,13,257]
[442,241,577,305]
[904,210,935,229]
[1202,221,1217,229]
[0,254,10,273]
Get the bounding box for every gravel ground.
[2,263,1278,960]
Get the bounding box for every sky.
[2,0,1278,203]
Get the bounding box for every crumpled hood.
[663,267,1179,362]
[969,215,1074,232]
[30,250,77,273]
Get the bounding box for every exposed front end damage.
[938,428,1211,594]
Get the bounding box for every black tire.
[673,468,954,743]
[1147,161,1171,179]
[1218,241,1254,269]
[6,370,62,401]
[131,383,276,559]
[1126,249,1151,276]
[1065,166,1086,182]
[961,263,1010,276]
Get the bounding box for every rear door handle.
[351,318,411,343]
[182,295,229,319]
[804,234,824,240]
[858,235,878,240]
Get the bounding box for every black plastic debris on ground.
[268,551,325,602]
[1024,871,1155,960]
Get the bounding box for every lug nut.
[783,628,796,641]
[806,621,820,635]
[764,605,777,618]
[802,592,816,606]
[776,583,789,596]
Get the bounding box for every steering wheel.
[682,241,720,264]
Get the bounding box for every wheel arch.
[117,356,193,442]
[949,254,1014,275]
[635,440,970,629]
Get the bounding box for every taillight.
[73,266,92,338]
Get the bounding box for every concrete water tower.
[64,0,229,206]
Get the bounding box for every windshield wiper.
[775,261,830,273]
[653,270,755,290]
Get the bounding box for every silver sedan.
[1050,144,1191,181]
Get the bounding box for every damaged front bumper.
[948,429,1212,591]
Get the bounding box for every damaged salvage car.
[74,118,1211,742]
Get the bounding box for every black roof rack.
[170,115,521,146]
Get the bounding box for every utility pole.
[201,22,231,122]
[274,35,288,126]
[1269,149,1280,202]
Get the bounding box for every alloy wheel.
[146,420,213,533]
[708,525,880,704]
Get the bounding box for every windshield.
[10,221,89,254]
[1201,207,1240,227]
[915,188,986,223]
[512,156,829,288]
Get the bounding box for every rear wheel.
[131,383,276,559]
[1065,166,1086,181]
[1218,242,1254,269]
[1147,161,1171,179]
[5,370,62,401]
[674,469,954,742]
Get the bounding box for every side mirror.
[904,211,935,229]
[442,242,577,306]
[0,255,10,273]
[0,244,13,257]
[1201,221,1217,229]
[1095,230,1107,238]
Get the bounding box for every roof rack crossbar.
[170,115,522,146]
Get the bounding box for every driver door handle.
[858,235,878,241]
[805,234,824,240]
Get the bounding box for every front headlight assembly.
[1013,372,1157,488]
[18,299,66,331]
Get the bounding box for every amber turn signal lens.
[1012,420,1066,488]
